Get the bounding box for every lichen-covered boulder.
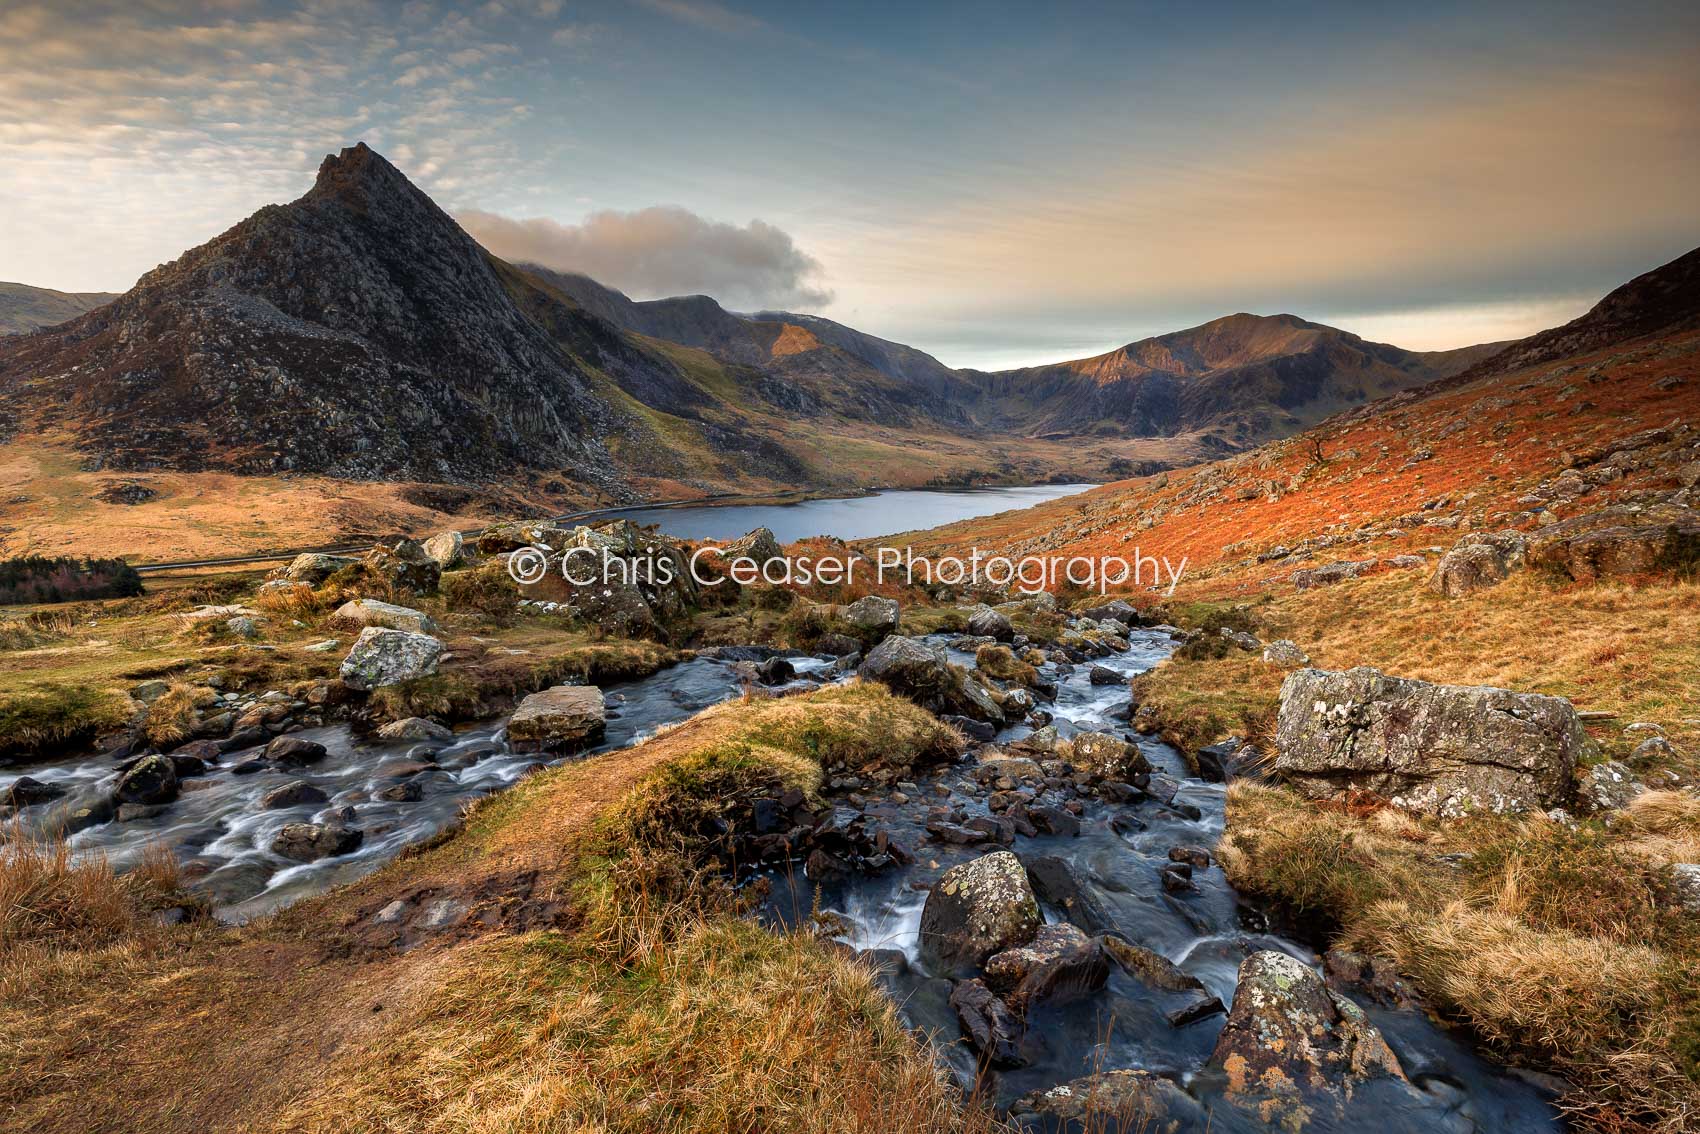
[271,821,363,862]
[723,526,783,565]
[1062,731,1149,782]
[842,594,900,637]
[858,635,1004,724]
[966,605,1015,641]
[1526,503,1700,582]
[1292,559,1375,590]
[376,717,453,743]
[1262,639,1311,667]
[1429,530,1528,597]
[1580,759,1644,813]
[1209,951,1407,1121]
[281,552,356,584]
[1011,1070,1204,1132]
[422,529,467,569]
[113,754,179,806]
[361,538,441,596]
[339,627,443,691]
[983,922,1109,1012]
[330,598,440,635]
[507,684,606,753]
[1273,666,1589,817]
[919,850,1040,974]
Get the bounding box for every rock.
[1581,760,1645,812]
[1088,664,1121,685]
[1023,855,1114,935]
[330,598,440,635]
[1011,1070,1203,1130]
[376,779,424,802]
[755,655,794,685]
[3,776,67,811]
[1526,504,1700,582]
[1669,864,1700,912]
[113,754,179,806]
[1209,951,1407,1118]
[1194,736,1267,784]
[1167,994,1226,1027]
[949,978,1024,1067]
[361,538,441,596]
[858,635,1003,724]
[129,679,172,703]
[724,526,783,565]
[977,754,1043,782]
[258,780,329,809]
[983,923,1109,1012]
[339,627,443,691]
[1273,666,1590,817]
[227,615,263,639]
[303,639,341,652]
[1322,949,1420,1010]
[376,717,453,743]
[966,606,1014,641]
[271,822,364,861]
[842,595,900,637]
[815,632,861,657]
[1429,530,1528,597]
[1292,559,1376,590]
[422,529,466,569]
[1633,736,1681,763]
[1101,934,1204,992]
[1063,731,1148,781]
[1168,845,1211,868]
[1262,639,1310,667]
[918,850,1041,974]
[1219,627,1261,651]
[265,735,327,766]
[507,685,607,753]
[282,552,356,584]
[1081,599,1139,626]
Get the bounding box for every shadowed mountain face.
[0,283,118,334]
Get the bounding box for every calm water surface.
[594,483,1097,544]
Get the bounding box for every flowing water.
[592,483,1098,543]
[1,624,1560,1130]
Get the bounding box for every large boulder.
[919,850,1041,974]
[422,530,467,569]
[1429,530,1527,597]
[330,598,440,635]
[966,605,1015,641]
[949,978,1023,1068]
[1292,559,1376,590]
[1011,1070,1204,1131]
[507,684,607,753]
[724,526,783,565]
[983,922,1109,1012]
[2,776,66,812]
[1209,951,1407,1119]
[1273,666,1589,817]
[858,635,1004,724]
[281,552,356,585]
[339,627,443,691]
[362,538,441,596]
[1526,504,1700,582]
[842,595,900,638]
[113,754,179,806]
[1062,731,1148,782]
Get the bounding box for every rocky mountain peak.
[304,141,435,220]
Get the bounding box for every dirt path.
[1,729,693,1134]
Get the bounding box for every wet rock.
[1430,530,1528,597]
[1101,934,1204,992]
[507,684,607,753]
[983,922,1109,1012]
[1581,760,1644,813]
[842,594,900,638]
[1323,949,1420,1010]
[1011,1069,1204,1130]
[1168,845,1211,868]
[1023,855,1116,936]
[1063,731,1148,781]
[271,821,364,861]
[755,655,795,685]
[1028,805,1081,837]
[858,635,1003,724]
[3,776,66,812]
[1159,862,1196,893]
[1195,737,1266,784]
[1209,951,1407,1118]
[1166,994,1226,1027]
[330,598,440,635]
[113,754,179,806]
[259,780,329,810]
[966,606,1014,641]
[919,850,1041,974]
[339,627,443,691]
[376,779,424,802]
[1273,666,1590,817]
[265,735,328,766]
[815,632,861,657]
[1088,664,1121,685]
[1262,639,1311,667]
[376,717,453,743]
[949,978,1024,1067]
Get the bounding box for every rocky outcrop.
[858,636,1003,724]
[339,627,443,691]
[1525,503,1700,582]
[841,595,900,638]
[1209,951,1407,1120]
[1292,559,1376,590]
[1429,530,1527,597]
[330,598,440,635]
[1273,667,1589,817]
[919,850,1041,974]
[507,685,607,753]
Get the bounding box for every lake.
[592,483,1097,544]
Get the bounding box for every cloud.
[634,0,766,37]
[460,205,833,310]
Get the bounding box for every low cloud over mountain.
[460,205,832,311]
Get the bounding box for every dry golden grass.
[141,681,204,748]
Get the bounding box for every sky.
[2,1,1698,369]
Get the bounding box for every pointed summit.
[304,142,439,221]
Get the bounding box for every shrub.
[0,556,143,605]
[440,562,520,621]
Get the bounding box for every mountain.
[968,313,1499,444]
[0,283,118,334]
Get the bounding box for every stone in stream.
[113,754,179,806]
[1011,1069,1204,1130]
[1080,599,1139,626]
[265,735,328,767]
[330,598,440,635]
[841,594,900,637]
[3,775,66,812]
[1209,951,1408,1121]
[1088,664,1121,685]
[375,717,453,743]
[507,684,607,754]
[1100,934,1205,993]
[983,922,1109,1013]
[918,850,1041,974]
[949,978,1024,1067]
[1062,731,1148,782]
[1194,736,1266,784]
[339,627,443,691]
[258,780,329,810]
[966,606,1014,641]
[1273,666,1591,817]
[1022,855,1115,936]
[857,635,1003,724]
[271,822,364,862]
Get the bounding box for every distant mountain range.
[0,142,1689,501]
[0,283,118,335]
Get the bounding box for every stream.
[1,628,1561,1130]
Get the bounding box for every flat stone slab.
[331,598,439,635]
[507,685,607,753]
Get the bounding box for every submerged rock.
[919,850,1040,974]
[949,978,1024,1067]
[1273,666,1589,817]
[507,684,607,753]
[1011,1069,1204,1131]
